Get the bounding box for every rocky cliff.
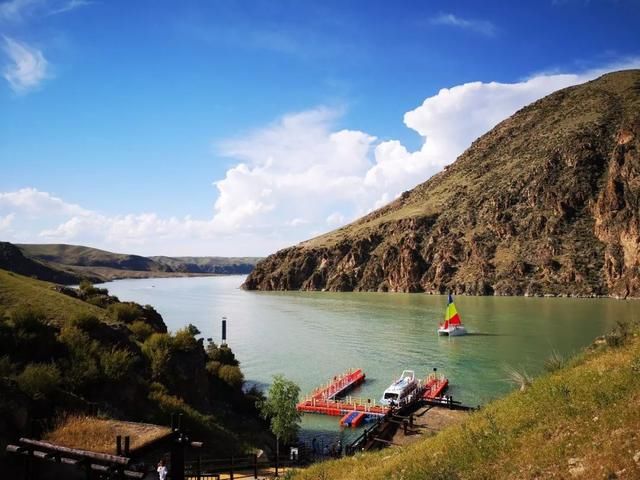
[244,70,640,298]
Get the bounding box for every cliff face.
[244,70,640,298]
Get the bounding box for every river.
[102,275,635,446]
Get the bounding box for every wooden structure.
[5,414,202,480]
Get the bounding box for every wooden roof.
[44,415,172,455]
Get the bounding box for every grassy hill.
[295,319,640,479]
[0,268,271,461]
[0,269,110,326]
[17,243,261,282]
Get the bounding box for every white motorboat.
[380,370,419,407]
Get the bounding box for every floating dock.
[297,369,452,424]
[296,369,390,418]
[422,374,449,399]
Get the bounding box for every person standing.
[157,459,168,480]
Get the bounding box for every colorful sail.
[445,294,462,326]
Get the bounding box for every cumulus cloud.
[5,59,640,255]
[429,13,496,36]
[0,187,89,216]
[2,36,48,93]
[0,212,15,231]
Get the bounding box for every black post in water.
[221,317,227,345]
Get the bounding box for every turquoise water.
[102,275,636,444]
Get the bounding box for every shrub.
[142,333,174,380]
[129,320,155,342]
[0,355,15,377]
[58,327,100,389]
[544,350,565,372]
[218,364,244,389]
[173,325,200,351]
[504,366,532,392]
[16,363,61,400]
[69,313,102,332]
[100,347,135,383]
[109,303,143,324]
[206,344,239,366]
[79,280,108,297]
[206,360,222,377]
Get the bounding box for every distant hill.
[151,255,261,275]
[244,70,640,298]
[15,243,261,283]
[0,242,87,284]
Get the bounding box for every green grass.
[295,323,640,479]
[0,269,111,326]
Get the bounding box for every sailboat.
[438,293,467,336]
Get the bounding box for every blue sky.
[1,0,639,255]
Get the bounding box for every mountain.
[151,255,261,275]
[0,242,87,284]
[244,70,640,298]
[16,243,261,283]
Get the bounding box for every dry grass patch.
[44,415,171,454]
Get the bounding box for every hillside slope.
[0,269,270,460]
[0,242,87,285]
[244,70,640,298]
[295,320,640,480]
[17,243,260,282]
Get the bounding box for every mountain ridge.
[12,243,260,284]
[244,70,640,298]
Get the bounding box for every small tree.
[259,375,301,470]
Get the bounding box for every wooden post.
[124,436,130,456]
[116,436,122,456]
[229,455,234,480]
[197,455,201,480]
[253,454,258,479]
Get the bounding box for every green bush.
[218,364,244,389]
[16,363,61,399]
[58,326,100,389]
[206,343,239,366]
[0,355,15,377]
[129,320,155,342]
[142,333,174,380]
[69,313,102,332]
[174,325,200,351]
[100,347,135,383]
[109,303,143,324]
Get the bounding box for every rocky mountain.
[244,70,640,298]
[16,243,260,283]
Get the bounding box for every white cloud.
[429,13,496,37]
[0,0,39,21]
[2,36,49,93]
[0,187,89,216]
[4,59,640,255]
[0,0,91,21]
[48,0,92,15]
[0,212,15,231]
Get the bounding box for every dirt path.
[390,406,469,447]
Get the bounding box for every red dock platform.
[423,375,449,399]
[296,369,390,418]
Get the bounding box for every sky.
[1,0,639,256]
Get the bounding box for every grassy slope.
[0,269,111,326]
[296,328,640,479]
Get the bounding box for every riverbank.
[294,320,640,479]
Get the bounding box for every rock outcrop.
[244,70,640,298]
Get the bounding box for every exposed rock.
[244,70,640,297]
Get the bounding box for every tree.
[259,375,301,473]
